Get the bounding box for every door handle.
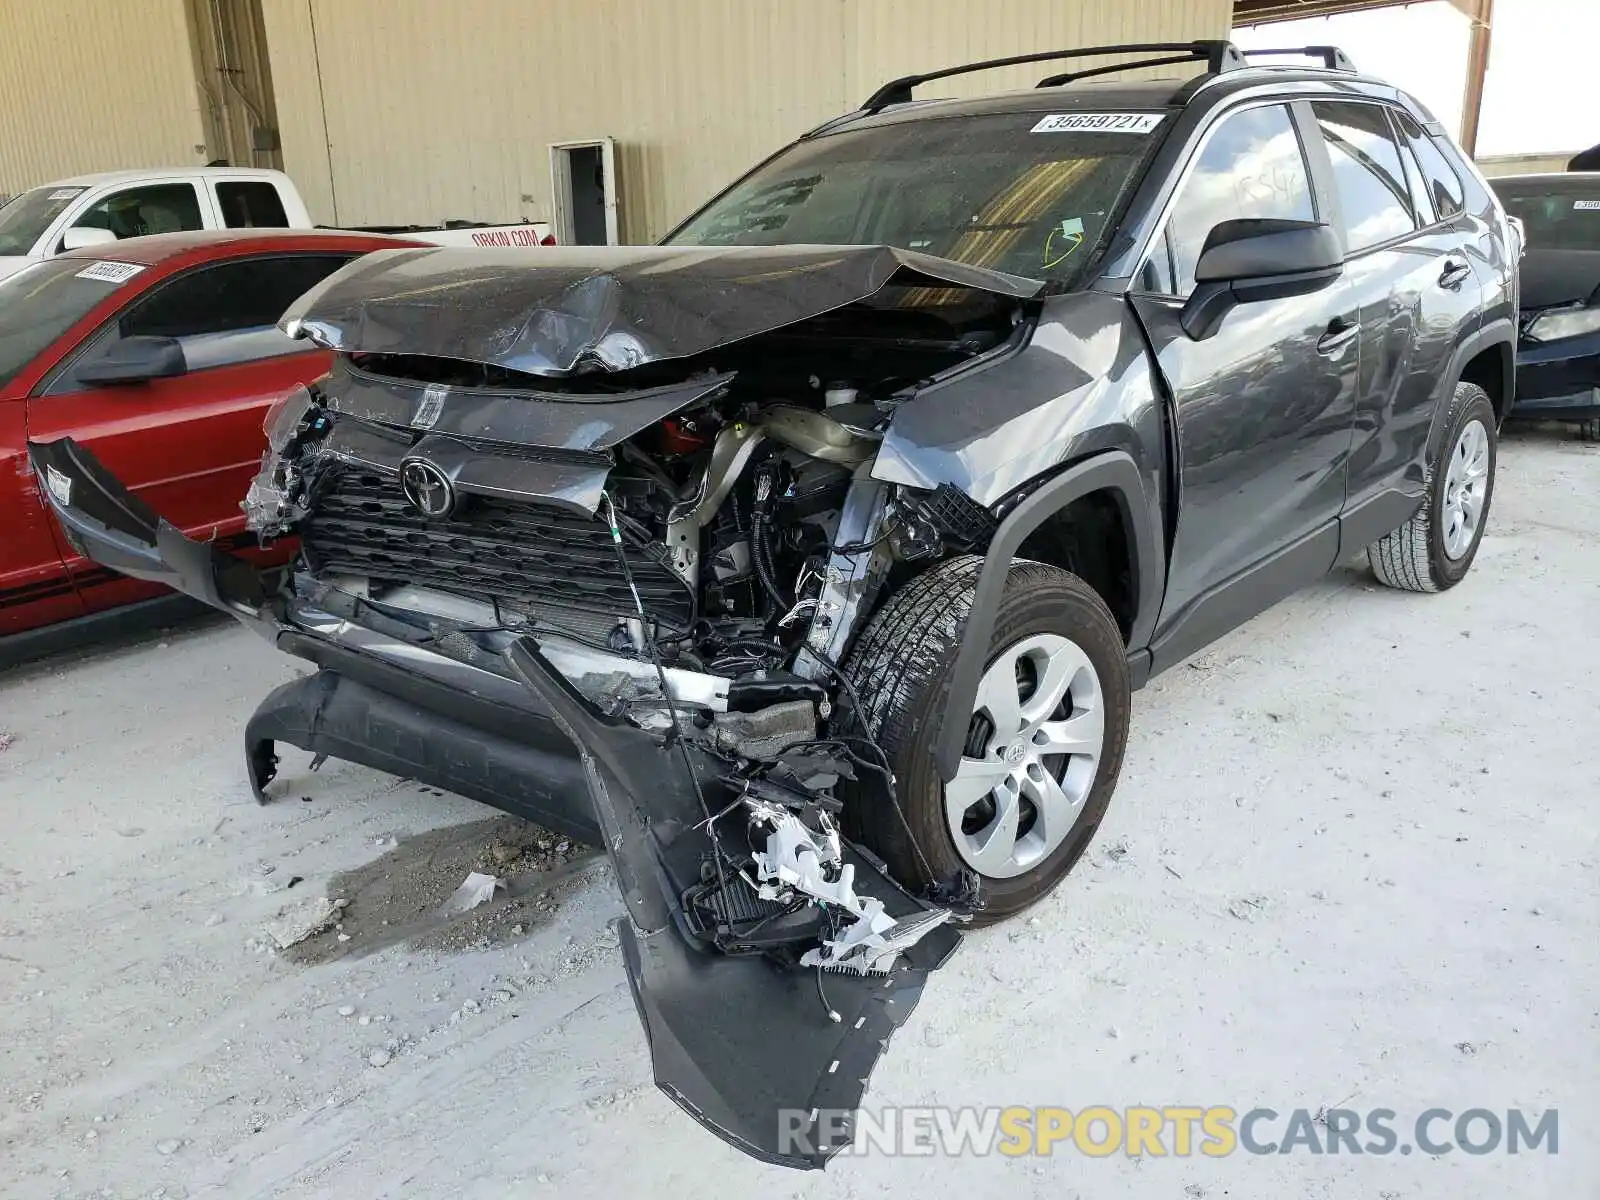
[1439,259,1473,290]
[1316,318,1359,355]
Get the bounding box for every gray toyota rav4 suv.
[32,41,1516,1167]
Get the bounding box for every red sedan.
[1,229,415,658]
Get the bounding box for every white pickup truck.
[0,166,554,282]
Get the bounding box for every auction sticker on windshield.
[1032,112,1163,134]
[74,261,145,284]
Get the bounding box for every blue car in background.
[1492,172,1600,439]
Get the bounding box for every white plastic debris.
[440,871,504,915]
[745,799,951,976]
[263,897,339,949]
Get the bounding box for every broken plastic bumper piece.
[504,639,959,1169]
[27,437,265,614]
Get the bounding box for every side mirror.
[60,227,119,252]
[1181,219,1344,340]
[76,336,187,386]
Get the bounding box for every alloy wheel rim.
[946,633,1105,879]
[1442,418,1490,560]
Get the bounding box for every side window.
[1394,110,1465,221]
[217,181,290,228]
[74,183,204,241]
[1312,102,1416,252]
[1393,123,1437,226]
[1163,104,1315,296]
[46,253,359,395]
[121,254,354,340]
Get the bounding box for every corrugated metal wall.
[263,0,1230,238]
[1477,152,1573,178]
[0,0,206,194]
[0,0,1231,227]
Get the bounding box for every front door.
[1128,101,1361,671]
[27,253,349,616]
[0,397,83,634]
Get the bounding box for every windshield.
[0,186,85,256]
[1491,178,1600,251]
[666,112,1163,285]
[0,258,133,387]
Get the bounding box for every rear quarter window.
[217,181,290,229]
[1394,110,1466,221]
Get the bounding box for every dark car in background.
[1491,172,1600,439]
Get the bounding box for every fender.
[1424,317,1515,461]
[934,449,1163,781]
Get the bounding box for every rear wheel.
[1368,382,1496,593]
[1577,417,1600,443]
[841,556,1130,924]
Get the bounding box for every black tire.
[1368,382,1497,593]
[840,555,1130,925]
[1577,417,1600,443]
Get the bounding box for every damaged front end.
[29,244,1042,1167]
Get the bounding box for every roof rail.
[1036,53,1217,89]
[1239,45,1356,72]
[859,41,1248,113]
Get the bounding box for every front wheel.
[1368,382,1497,593]
[841,556,1131,924]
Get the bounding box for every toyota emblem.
[399,459,455,518]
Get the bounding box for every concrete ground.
[1,432,1595,1199]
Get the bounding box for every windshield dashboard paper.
[1032,112,1163,134]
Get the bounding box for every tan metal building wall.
[262,0,1231,239]
[1476,152,1572,178]
[0,0,207,194]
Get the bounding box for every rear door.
[27,253,351,615]
[1128,100,1361,670]
[1305,101,1484,548]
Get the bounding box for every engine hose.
[752,509,791,612]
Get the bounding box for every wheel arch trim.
[934,450,1161,780]
[1426,318,1515,460]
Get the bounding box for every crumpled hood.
[279,243,1043,377]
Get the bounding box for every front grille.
[302,469,693,628]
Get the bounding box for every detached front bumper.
[27,435,960,1169]
[1513,330,1600,420]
